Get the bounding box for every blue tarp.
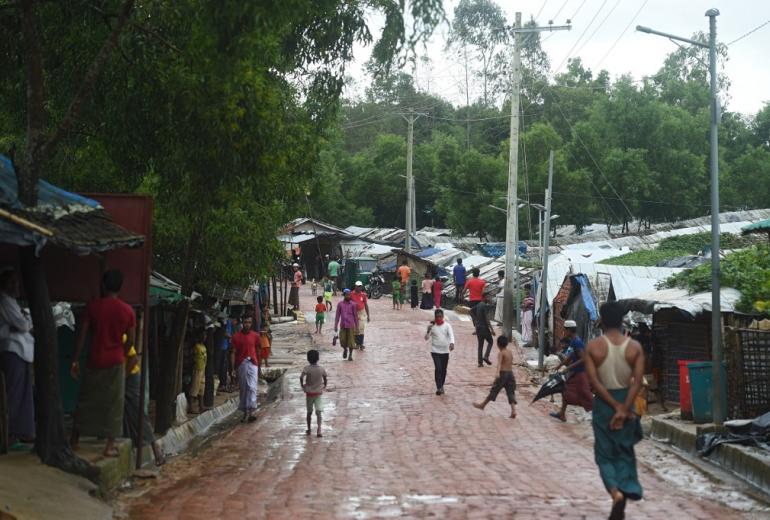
[0,155,99,210]
[480,242,526,258]
[573,274,598,321]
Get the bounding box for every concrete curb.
[157,397,239,457]
[649,416,770,493]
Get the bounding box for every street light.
[637,8,724,424]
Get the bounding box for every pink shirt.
[293,270,302,288]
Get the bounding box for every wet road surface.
[121,289,767,519]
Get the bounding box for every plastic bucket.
[677,360,702,420]
[687,361,727,424]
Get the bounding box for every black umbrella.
[531,372,568,404]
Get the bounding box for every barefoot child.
[323,277,333,311]
[315,296,326,334]
[392,276,402,310]
[188,333,207,414]
[300,349,327,437]
[473,336,517,418]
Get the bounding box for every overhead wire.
[572,0,622,58]
[535,0,549,21]
[727,18,770,46]
[593,0,650,70]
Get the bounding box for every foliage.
[600,233,756,266]
[662,244,770,315]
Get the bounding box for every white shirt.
[0,293,34,363]
[427,322,455,354]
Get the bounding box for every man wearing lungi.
[584,302,645,520]
[71,270,136,457]
[230,316,260,422]
[0,267,35,445]
[550,319,593,422]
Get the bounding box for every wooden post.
[271,275,278,316]
[135,309,145,469]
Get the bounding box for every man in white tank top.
[584,302,646,520]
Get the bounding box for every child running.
[315,296,326,334]
[300,349,328,437]
[392,276,402,310]
[323,277,333,311]
[473,336,517,419]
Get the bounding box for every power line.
[573,0,622,58]
[727,18,770,46]
[548,85,634,220]
[551,0,570,22]
[569,0,588,22]
[535,0,549,21]
[593,0,649,70]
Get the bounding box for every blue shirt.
[566,336,585,373]
[221,320,235,351]
[453,264,467,285]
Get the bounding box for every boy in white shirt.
[424,309,455,396]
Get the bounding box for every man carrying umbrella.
[550,320,593,422]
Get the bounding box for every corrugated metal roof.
[0,155,144,254]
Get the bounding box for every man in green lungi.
[584,302,645,520]
[70,270,136,457]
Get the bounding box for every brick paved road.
[123,288,759,519]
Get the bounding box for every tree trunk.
[180,218,204,297]
[155,300,189,434]
[20,247,95,479]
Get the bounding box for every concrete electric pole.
[538,151,555,370]
[402,111,423,252]
[501,13,571,341]
[637,8,724,424]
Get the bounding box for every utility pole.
[538,151,555,370]
[637,8,724,424]
[403,111,424,253]
[501,13,571,340]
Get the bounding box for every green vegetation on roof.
[599,232,755,267]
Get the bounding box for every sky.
[346,0,770,116]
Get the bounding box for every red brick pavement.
[123,288,753,519]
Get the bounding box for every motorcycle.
[365,272,385,299]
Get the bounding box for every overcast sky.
[346,0,770,116]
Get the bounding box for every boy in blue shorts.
[300,349,327,437]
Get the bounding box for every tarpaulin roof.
[620,287,742,317]
[742,218,770,234]
[0,155,144,254]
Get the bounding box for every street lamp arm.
[635,25,708,48]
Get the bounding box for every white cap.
[564,320,577,329]
[354,280,363,286]
[292,263,299,267]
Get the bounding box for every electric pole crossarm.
[513,25,571,33]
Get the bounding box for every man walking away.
[452,258,466,304]
[216,317,235,392]
[350,281,370,349]
[585,302,645,520]
[464,268,486,310]
[334,289,359,361]
[327,257,341,295]
[290,263,302,311]
[521,285,535,346]
[0,267,35,446]
[473,336,517,419]
[231,316,260,422]
[300,349,328,438]
[550,320,593,422]
[471,292,495,367]
[424,309,454,395]
[71,269,136,457]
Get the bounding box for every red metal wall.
[5,194,152,305]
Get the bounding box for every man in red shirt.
[230,316,261,422]
[464,268,487,309]
[70,269,136,457]
[350,281,370,349]
[289,263,302,311]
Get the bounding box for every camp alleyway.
[121,289,762,519]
